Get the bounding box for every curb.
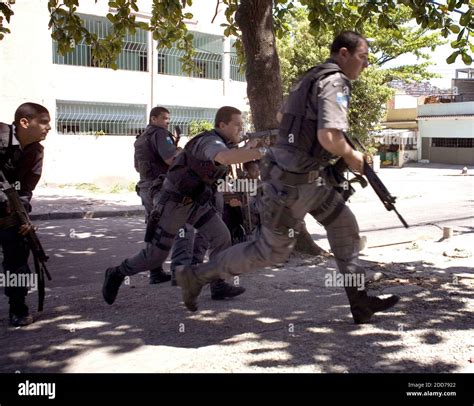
[30,209,145,221]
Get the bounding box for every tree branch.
[211,0,221,24]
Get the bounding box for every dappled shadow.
[0,217,472,373]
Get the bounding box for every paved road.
[0,163,472,374]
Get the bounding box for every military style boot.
[9,300,33,327]
[345,287,400,324]
[102,266,125,305]
[149,267,172,284]
[175,265,222,312]
[210,279,246,300]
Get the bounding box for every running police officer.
[175,32,400,324]
[0,102,51,326]
[134,106,179,284]
[103,106,264,305]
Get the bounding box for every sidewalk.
[30,186,145,220]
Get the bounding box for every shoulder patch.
[336,92,349,108]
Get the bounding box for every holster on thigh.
[310,188,346,227]
[261,186,300,235]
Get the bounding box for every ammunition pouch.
[144,192,169,243]
[261,184,300,235]
[149,174,166,200]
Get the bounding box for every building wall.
[429,147,474,165]
[418,118,474,139]
[0,0,248,186]
[417,102,474,165]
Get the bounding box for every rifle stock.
[0,171,52,311]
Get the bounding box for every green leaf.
[449,24,460,33]
[106,13,115,23]
[136,22,149,30]
[460,11,472,27]
[446,51,459,64]
[461,53,472,65]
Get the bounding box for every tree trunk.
[235,0,282,130]
[237,0,325,256]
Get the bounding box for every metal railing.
[56,100,147,136]
[157,31,223,79]
[52,14,148,72]
[167,105,217,136]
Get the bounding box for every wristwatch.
[258,146,268,157]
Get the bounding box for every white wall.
[41,133,137,186]
[1,0,249,185]
[0,0,53,121]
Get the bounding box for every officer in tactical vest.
[134,106,179,284]
[175,32,400,324]
[103,106,265,305]
[0,102,51,326]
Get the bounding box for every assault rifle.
[240,129,279,145]
[0,170,52,311]
[339,134,409,228]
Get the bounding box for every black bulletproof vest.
[0,123,22,181]
[275,62,346,172]
[134,125,171,181]
[166,130,229,198]
[0,122,44,213]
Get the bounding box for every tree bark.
[235,0,282,131]
[237,0,325,256]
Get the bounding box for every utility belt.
[163,186,214,206]
[268,162,321,185]
[164,190,194,205]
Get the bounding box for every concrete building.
[453,68,474,103]
[0,0,248,186]
[418,102,474,165]
[377,92,420,168]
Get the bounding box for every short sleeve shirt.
[189,130,229,162]
[311,71,352,132]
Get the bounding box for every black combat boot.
[149,267,172,284]
[9,300,33,327]
[210,279,246,300]
[175,265,222,312]
[102,266,125,305]
[345,287,400,324]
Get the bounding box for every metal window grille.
[431,138,474,148]
[52,14,148,71]
[167,105,217,136]
[157,31,223,79]
[56,100,147,136]
[230,39,245,82]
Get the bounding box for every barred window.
[431,138,474,148]
[52,14,148,72]
[157,31,223,79]
[56,100,147,136]
[167,106,217,136]
[230,39,245,82]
